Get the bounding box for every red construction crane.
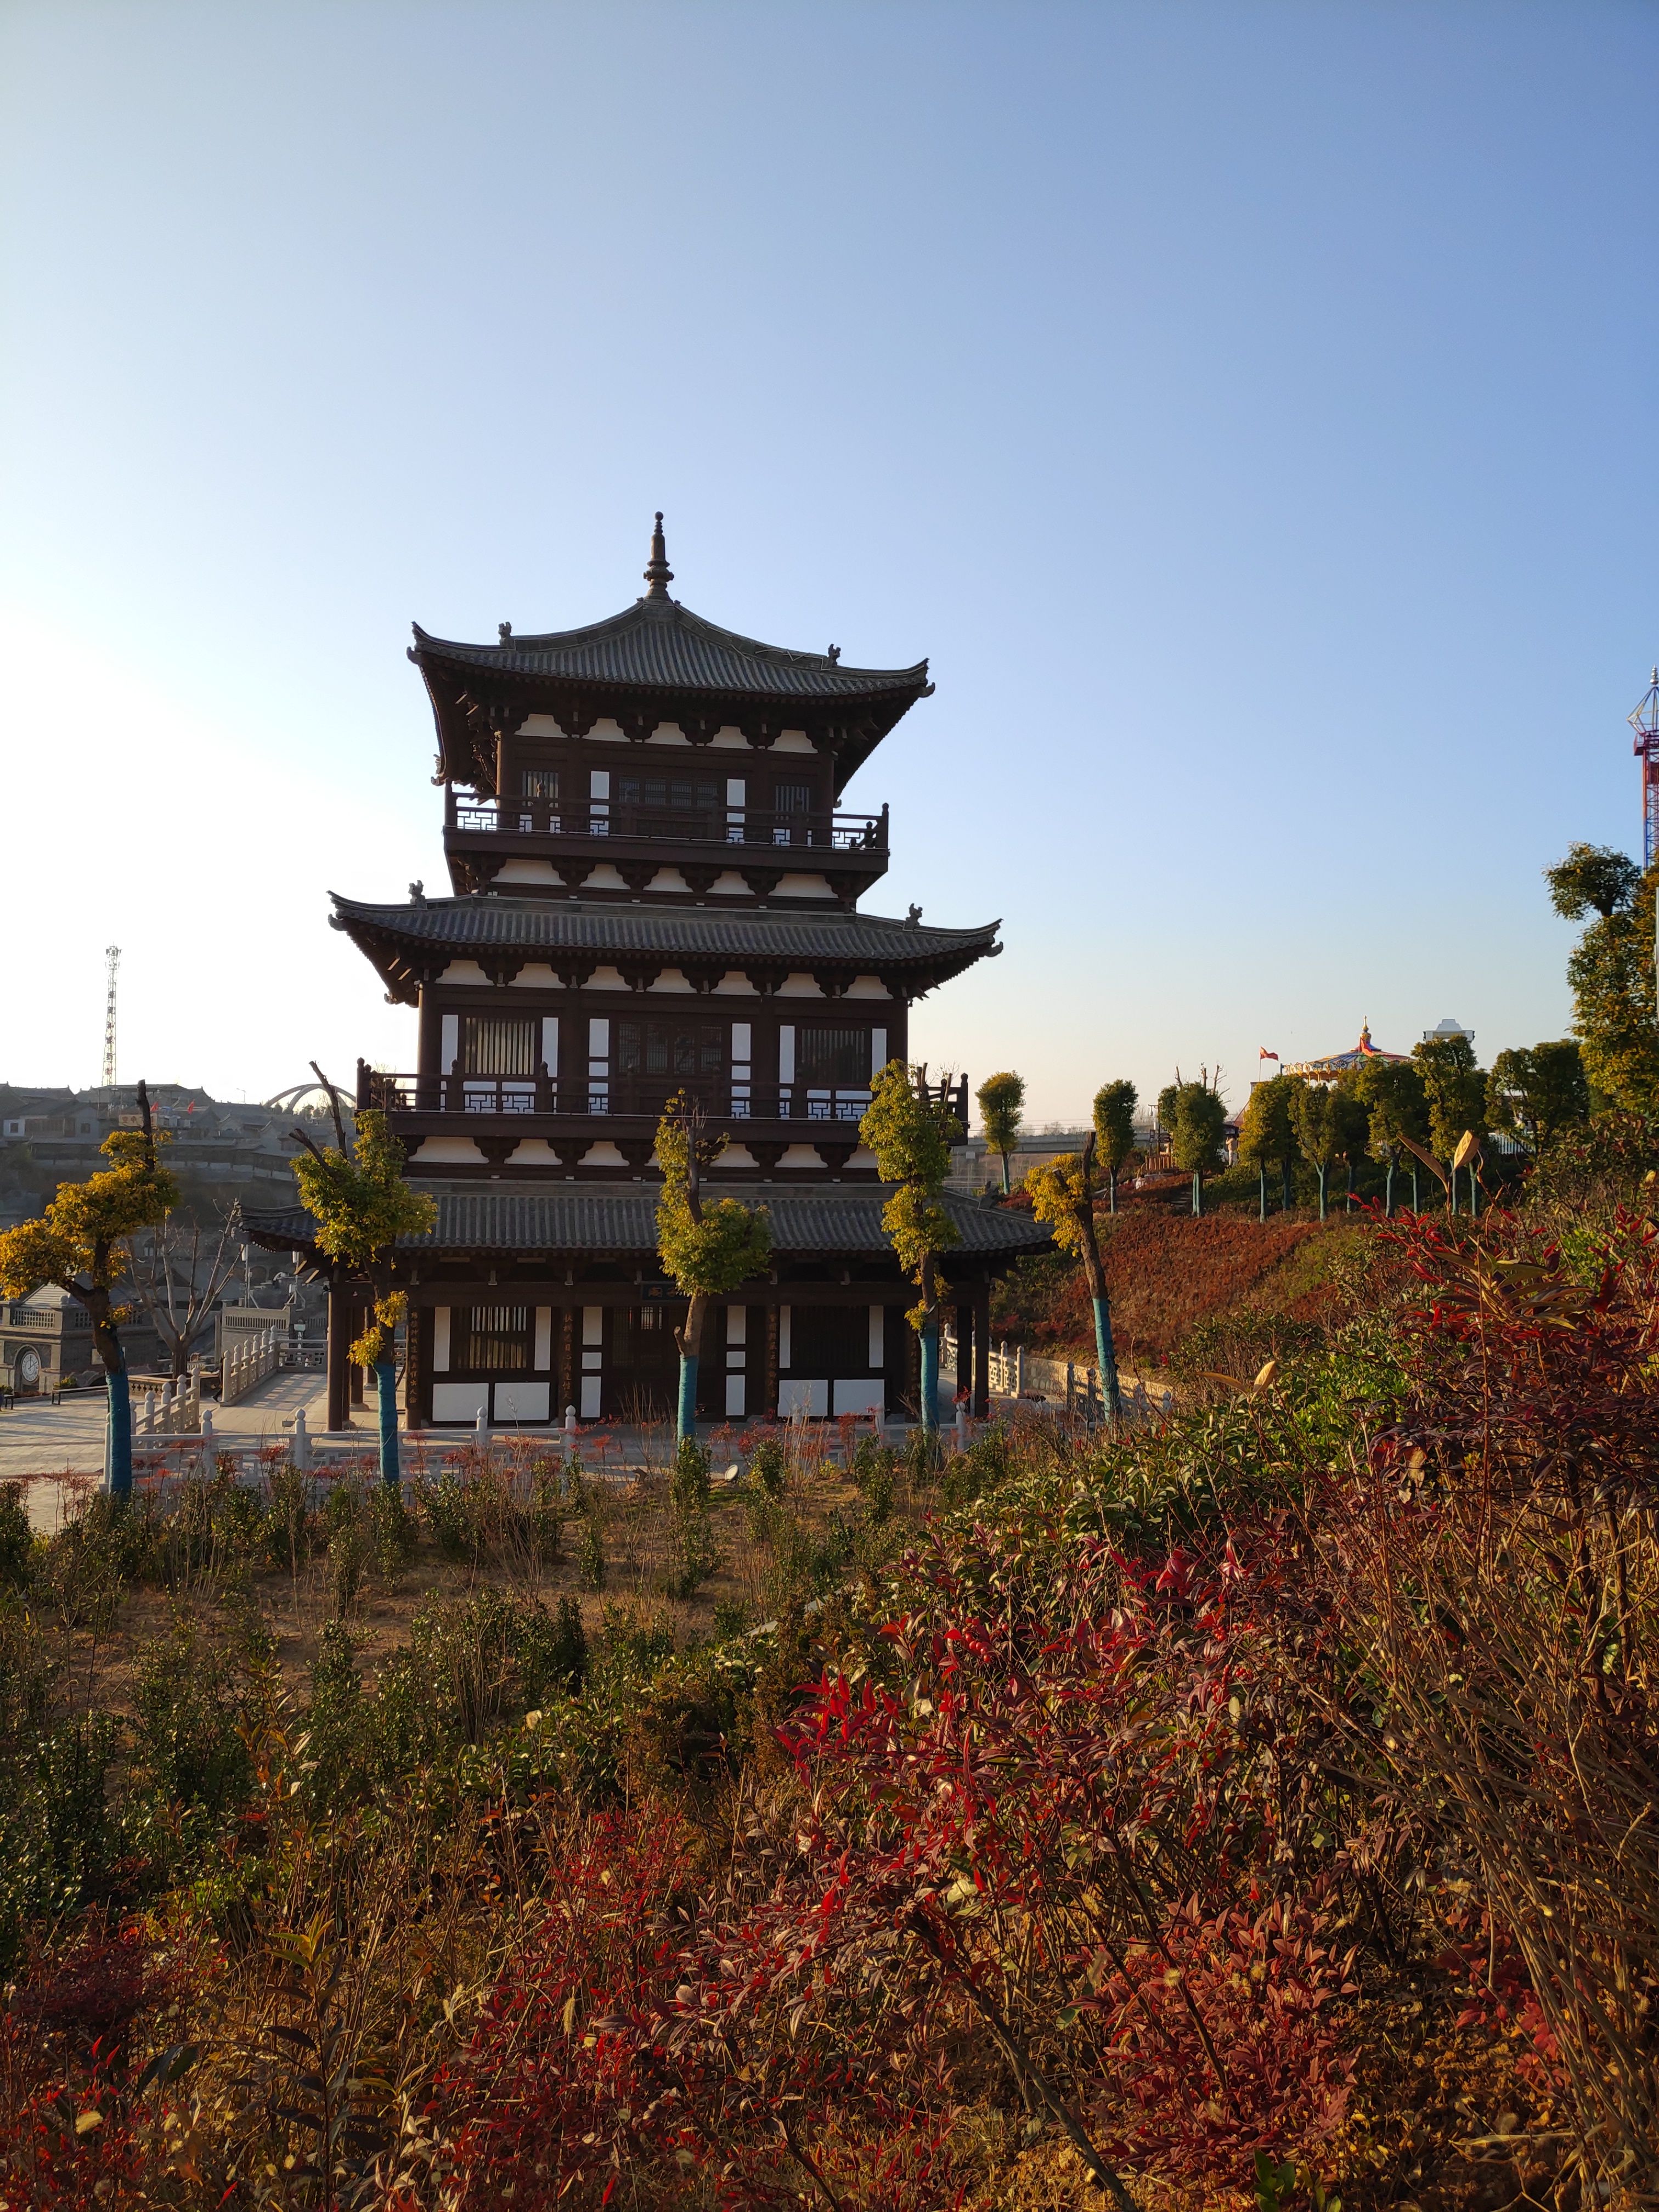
[1631,668,1659,869]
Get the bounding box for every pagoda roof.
[413,604,926,706]
[241,1187,1051,1265]
[330,893,1000,1005]
[411,517,932,794]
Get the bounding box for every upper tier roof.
[413,603,927,704]
[411,516,932,795]
[330,893,1000,1005]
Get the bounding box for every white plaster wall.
[411,1136,487,1164]
[493,859,562,885]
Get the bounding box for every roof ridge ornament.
[643,511,674,600]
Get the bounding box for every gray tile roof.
[329,895,1000,969]
[241,1189,1051,1262]
[411,597,927,706]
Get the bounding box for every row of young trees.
[1237,1029,1590,1222]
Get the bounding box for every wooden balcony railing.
[358,1068,969,1136]
[445,788,888,854]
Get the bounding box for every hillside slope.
[990,1206,1368,1365]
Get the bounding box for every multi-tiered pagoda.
[251,520,1048,1432]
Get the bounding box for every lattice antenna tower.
[1630,669,1659,870]
[102,946,120,1090]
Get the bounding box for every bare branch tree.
[123,1206,242,1377]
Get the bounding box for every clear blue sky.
[3,1,1655,1121]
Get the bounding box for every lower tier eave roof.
[239,1187,1051,1265]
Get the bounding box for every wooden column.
[765,1301,780,1420]
[349,1296,366,1408]
[972,1276,992,1419]
[403,1305,425,1431]
[560,1305,576,1420]
[326,1278,351,1432]
[954,1296,973,1413]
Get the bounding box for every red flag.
[1259,1047,1280,1061]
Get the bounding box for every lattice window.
[616,775,720,811]
[454,1306,529,1371]
[461,1017,539,1076]
[796,1024,870,1087]
[788,1304,871,1373]
[616,1022,727,1079]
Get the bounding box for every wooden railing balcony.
[444,788,888,856]
[359,1068,969,1142]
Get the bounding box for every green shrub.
[0,1597,50,1770]
[131,1619,255,1825]
[329,1517,369,1613]
[0,1714,116,1959]
[941,1426,1014,1511]
[1167,1310,1324,1386]
[420,1466,475,1562]
[303,1618,369,1809]
[369,1480,416,1578]
[529,1458,566,1562]
[905,1422,941,1489]
[748,1435,787,1500]
[663,1508,718,1602]
[0,1485,33,1589]
[597,1602,675,1680]
[671,1437,712,1514]
[262,1464,316,1574]
[712,1595,751,1641]
[404,1587,524,1743]
[811,1509,857,1593]
[520,1593,587,1702]
[37,1503,128,1634]
[849,1437,898,1525]
[577,1505,606,1592]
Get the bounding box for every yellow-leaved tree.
[291,1107,436,1486]
[655,1097,771,1444]
[1025,1132,1123,1422]
[0,1081,177,1496]
[859,1062,961,1438]
[975,1070,1025,1196]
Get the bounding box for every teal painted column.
[376,1357,400,1486]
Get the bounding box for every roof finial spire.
[644,511,673,600]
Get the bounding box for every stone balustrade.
[220,1326,280,1407]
